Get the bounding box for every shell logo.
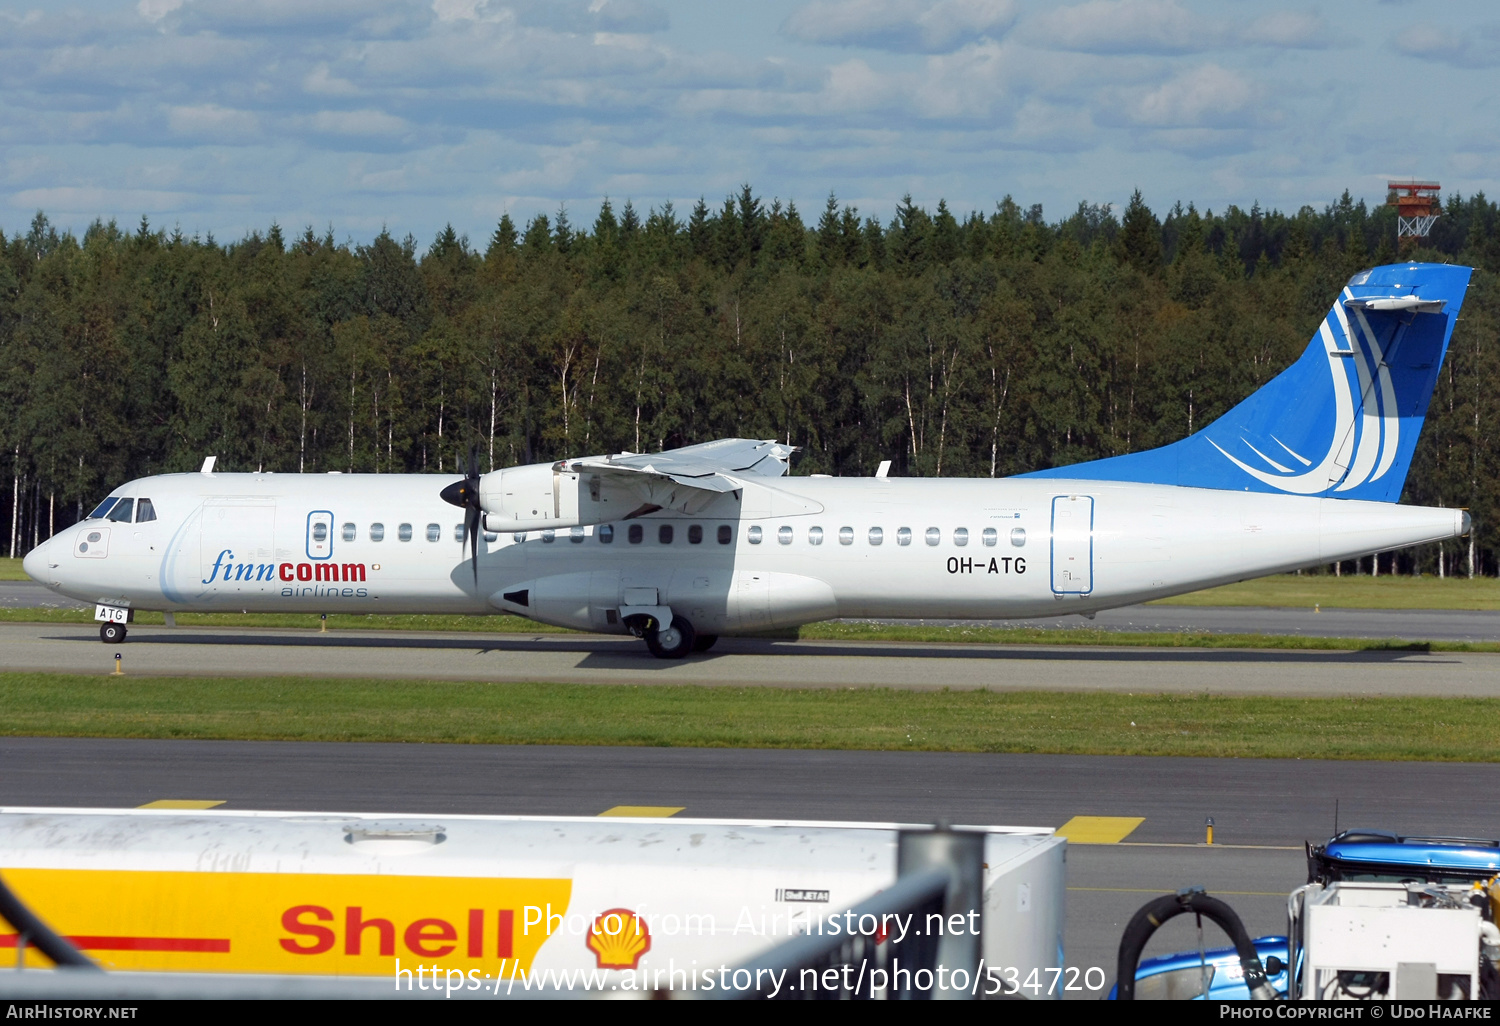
[585,908,651,970]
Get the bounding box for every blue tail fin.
[1021,262,1472,502]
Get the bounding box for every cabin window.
[398,523,413,542]
[868,527,883,546]
[570,526,585,543]
[345,523,359,542]
[982,527,997,547]
[925,527,941,546]
[426,523,441,543]
[541,529,555,543]
[954,528,969,547]
[453,523,465,543]
[135,499,157,523]
[106,498,134,523]
[598,524,614,543]
[808,526,824,545]
[747,525,763,544]
[86,497,119,520]
[628,524,644,544]
[838,526,854,545]
[370,523,385,542]
[778,525,793,545]
[658,525,674,545]
[1011,527,1027,547]
[312,522,329,543]
[717,525,733,545]
[688,524,703,544]
[896,527,911,546]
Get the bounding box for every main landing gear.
[644,615,696,659]
[99,622,127,644]
[629,611,718,659]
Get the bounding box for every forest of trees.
[2,186,1497,576]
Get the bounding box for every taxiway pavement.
[1,621,1496,696]
[3,580,1498,641]
[4,737,1494,993]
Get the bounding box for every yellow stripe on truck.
[3,869,571,976]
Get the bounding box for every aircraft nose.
[21,538,50,583]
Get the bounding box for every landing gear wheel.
[691,634,718,653]
[100,623,127,644]
[645,616,696,659]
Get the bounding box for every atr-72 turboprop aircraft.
[23,262,1473,657]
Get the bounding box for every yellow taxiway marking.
[1056,816,1145,844]
[598,805,685,818]
[137,800,226,809]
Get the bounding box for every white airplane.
[23,261,1472,658]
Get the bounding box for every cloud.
[780,0,1017,54]
[1114,63,1257,128]
[1394,23,1500,68]
[1241,11,1329,49]
[1026,0,1217,55]
[435,0,669,35]
[1026,1,1330,55]
[167,104,261,141]
[138,0,185,22]
[309,109,410,137]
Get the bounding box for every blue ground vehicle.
[1110,831,1500,1000]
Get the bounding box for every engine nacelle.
[478,462,666,530]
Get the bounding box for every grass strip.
[1149,574,1500,610]
[794,620,1499,652]
[0,674,1495,762]
[3,606,1495,652]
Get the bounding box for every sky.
[1,0,1497,245]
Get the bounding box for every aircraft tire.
[691,634,718,653]
[645,616,696,659]
[99,623,127,644]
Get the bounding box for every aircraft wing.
[565,438,795,492]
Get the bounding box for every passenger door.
[1050,495,1094,595]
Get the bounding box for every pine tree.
[487,214,518,258]
[1118,190,1163,274]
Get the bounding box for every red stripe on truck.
[0,933,230,953]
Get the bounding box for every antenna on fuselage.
[199,456,217,475]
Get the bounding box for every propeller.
[439,447,483,584]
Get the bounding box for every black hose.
[1115,888,1272,1000]
[0,872,99,970]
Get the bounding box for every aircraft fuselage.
[24,470,1466,635]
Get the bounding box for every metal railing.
[0,872,98,972]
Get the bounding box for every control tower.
[1388,180,1441,247]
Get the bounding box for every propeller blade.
[466,504,481,585]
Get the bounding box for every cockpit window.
[135,498,156,523]
[86,497,119,520]
[105,498,135,523]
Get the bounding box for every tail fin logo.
[1206,289,1399,496]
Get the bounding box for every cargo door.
[729,570,771,629]
[1050,495,1094,595]
[200,501,277,592]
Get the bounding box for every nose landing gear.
[99,622,127,644]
